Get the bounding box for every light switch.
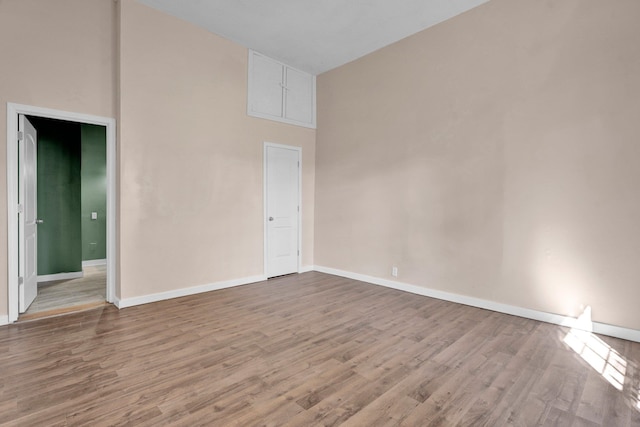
[91,212,98,220]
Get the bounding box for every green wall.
[32,118,107,276]
[81,124,107,261]
[33,117,82,275]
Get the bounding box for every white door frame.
[6,102,117,323]
[263,142,302,277]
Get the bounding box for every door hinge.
[18,276,23,285]
[17,131,24,141]
[297,205,299,212]
[17,204,23,214]
[298,161,300,168]
[297,250,300,256]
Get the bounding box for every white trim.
[6,103,117,323]
[116,275,267,309]
[299,265,315,273]
[263,142,302,278]
[314,266,640,343]
[82,258,107,267]
[37,271,83,282]
[0,315,8,326]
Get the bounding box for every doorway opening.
[6,103,116,323]
[20,116,106,320]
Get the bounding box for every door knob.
[35,219,43,224]
[268,217,274,221]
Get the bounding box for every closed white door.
[18,115,38,312]
[265,144,300,278]
[250,53,285,118]
[284,67,313,125]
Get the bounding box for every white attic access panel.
[248,50,316,129]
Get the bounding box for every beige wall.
[0,0,117,318]
[4,0,638,332]
[1,0,315,316]
[316,0,640,329]
[118,1,315,299]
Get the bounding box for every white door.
[18,115,38,312]
[250,53,285,119]
[265,144,300,278]
[284,67,313,125]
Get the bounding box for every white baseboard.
[314,266,640,343]
[116,274,267,309]
[37,271,83,283]
[115,269,316,309]
[0,315,8,326]
[83,259,107,267]
[299,265,315,273]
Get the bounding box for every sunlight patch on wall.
[530,227,594,318]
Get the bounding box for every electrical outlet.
[392,266,398,277]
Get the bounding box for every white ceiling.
[136,0,490,75]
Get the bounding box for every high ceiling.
[136,0,490,75]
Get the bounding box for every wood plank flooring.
[22,265,106,320]
[1,271,640,426]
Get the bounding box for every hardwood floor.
[21,265,106,320]
[1,272,640,426]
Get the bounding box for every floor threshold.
[17,301,108,322]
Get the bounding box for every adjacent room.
[21,116,107,319]
[1,0,639,425]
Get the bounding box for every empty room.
[1,0,640,425]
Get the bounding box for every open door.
[18,115,38,312]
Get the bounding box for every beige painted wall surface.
[119,1,315,299]
[0,0,116,318]
[316,0,640,329]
